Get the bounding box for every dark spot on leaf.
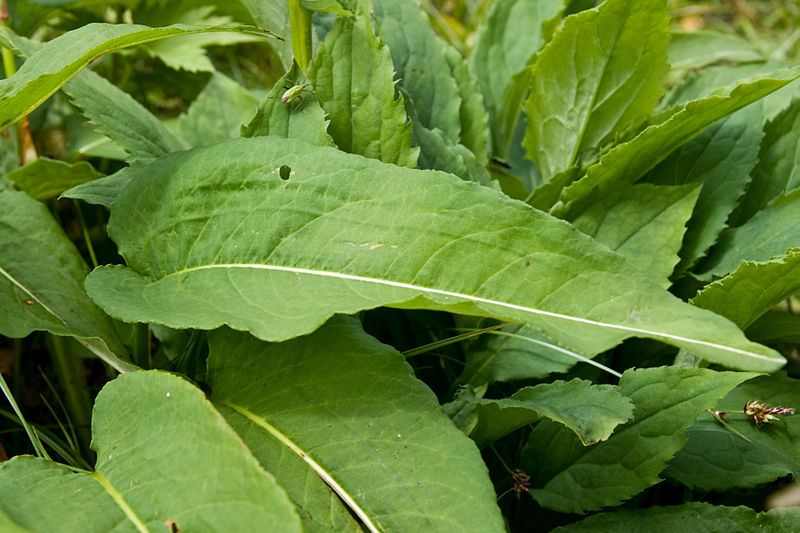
[524,261,530,267]
[279,165,291,180]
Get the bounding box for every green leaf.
[456,379,634,448]
[747,310,800,344]
[644,104,764,274]
[0,189,133,372]
[692,248,800,329]
[734,97,800,225]
[140,7,263,72]
[6,158,101,200]
[207,317,505,532]
[664,372,800,491]
[307,13,418,167]
[521,367,757,513]
[0,371,302,531]
[523,0,669,181]
[236,0,293,69]
[82,136,784,371]
[471,0,565,157]
[1,27,186,162]
[667,30,763,71]
[697,189,800,278]
[372,0,489,182]
[171,72,259,147]
[569,183,700,287]
[459,324,582,387]
[241,63,333,146]
[0,22,275,130]
[554,502,800,532]
[554,67,800,219]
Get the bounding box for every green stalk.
[46,334,92,457]
[131,323,151,368]
[0,370,50,459]
[72,200,98,268]
[289,0,313,72]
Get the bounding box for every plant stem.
[72,200,98,268]
[0,369,50,459]
[46,334,92,457]
[289,0,313,72]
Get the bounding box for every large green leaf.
[471,0,565,157]
[0,371,302,531]
[307,13,418,167]
[697,189,800,278]
[208,317,504,532]
[0,189,133,372]
[372,0,487,182]
[0,22,275,130]
[455,379,634,448]
[644,104,764,273]
[521,367,757,513]
[569,183,700,286]
[555,502,800,532]
[6,158,101,200]
[735,97,800,224]
[664,372,800,491]
[692,249,800,329]
[80,136,784,371]
[523,0,669,181]
[554,67,800,218]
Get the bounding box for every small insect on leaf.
[281,83,309,104]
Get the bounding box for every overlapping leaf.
[76,136,785,371]
[0,189,132,372]
[208,317,505,532]
[521,367,756,513]
[6,158,101,200]
[0,371,301,531]
[523,0,669,181]
[0,22,275,130]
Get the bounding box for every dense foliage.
[1,0,800,530]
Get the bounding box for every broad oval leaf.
[81,136,784,371]
[207,316,505,532]
[0,22,276,130]
[0,371,302,531]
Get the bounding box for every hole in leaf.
[279,165,291,180]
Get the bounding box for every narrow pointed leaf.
[692,248,800,329]
[83,137,784,371]
[524,0,669,181]
[664,372,800,491]
[6,158,101,200]
[207,317,505,532]
[667,31,762,71]
[308,13,418,167]
[697,189,800,278]
[555,502,800,533]
[522,367,757,513]
[456,379,634,448]
[0,371,302,531]
[644,104,764,273]
[735,96,800,224]
[555,67,800,219]
[0,22,275,130]
[0,189,133,372]
[471,0,565,157]
[569,183,700,286]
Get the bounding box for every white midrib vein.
[165,263,783,364]
[221,400,382,533]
